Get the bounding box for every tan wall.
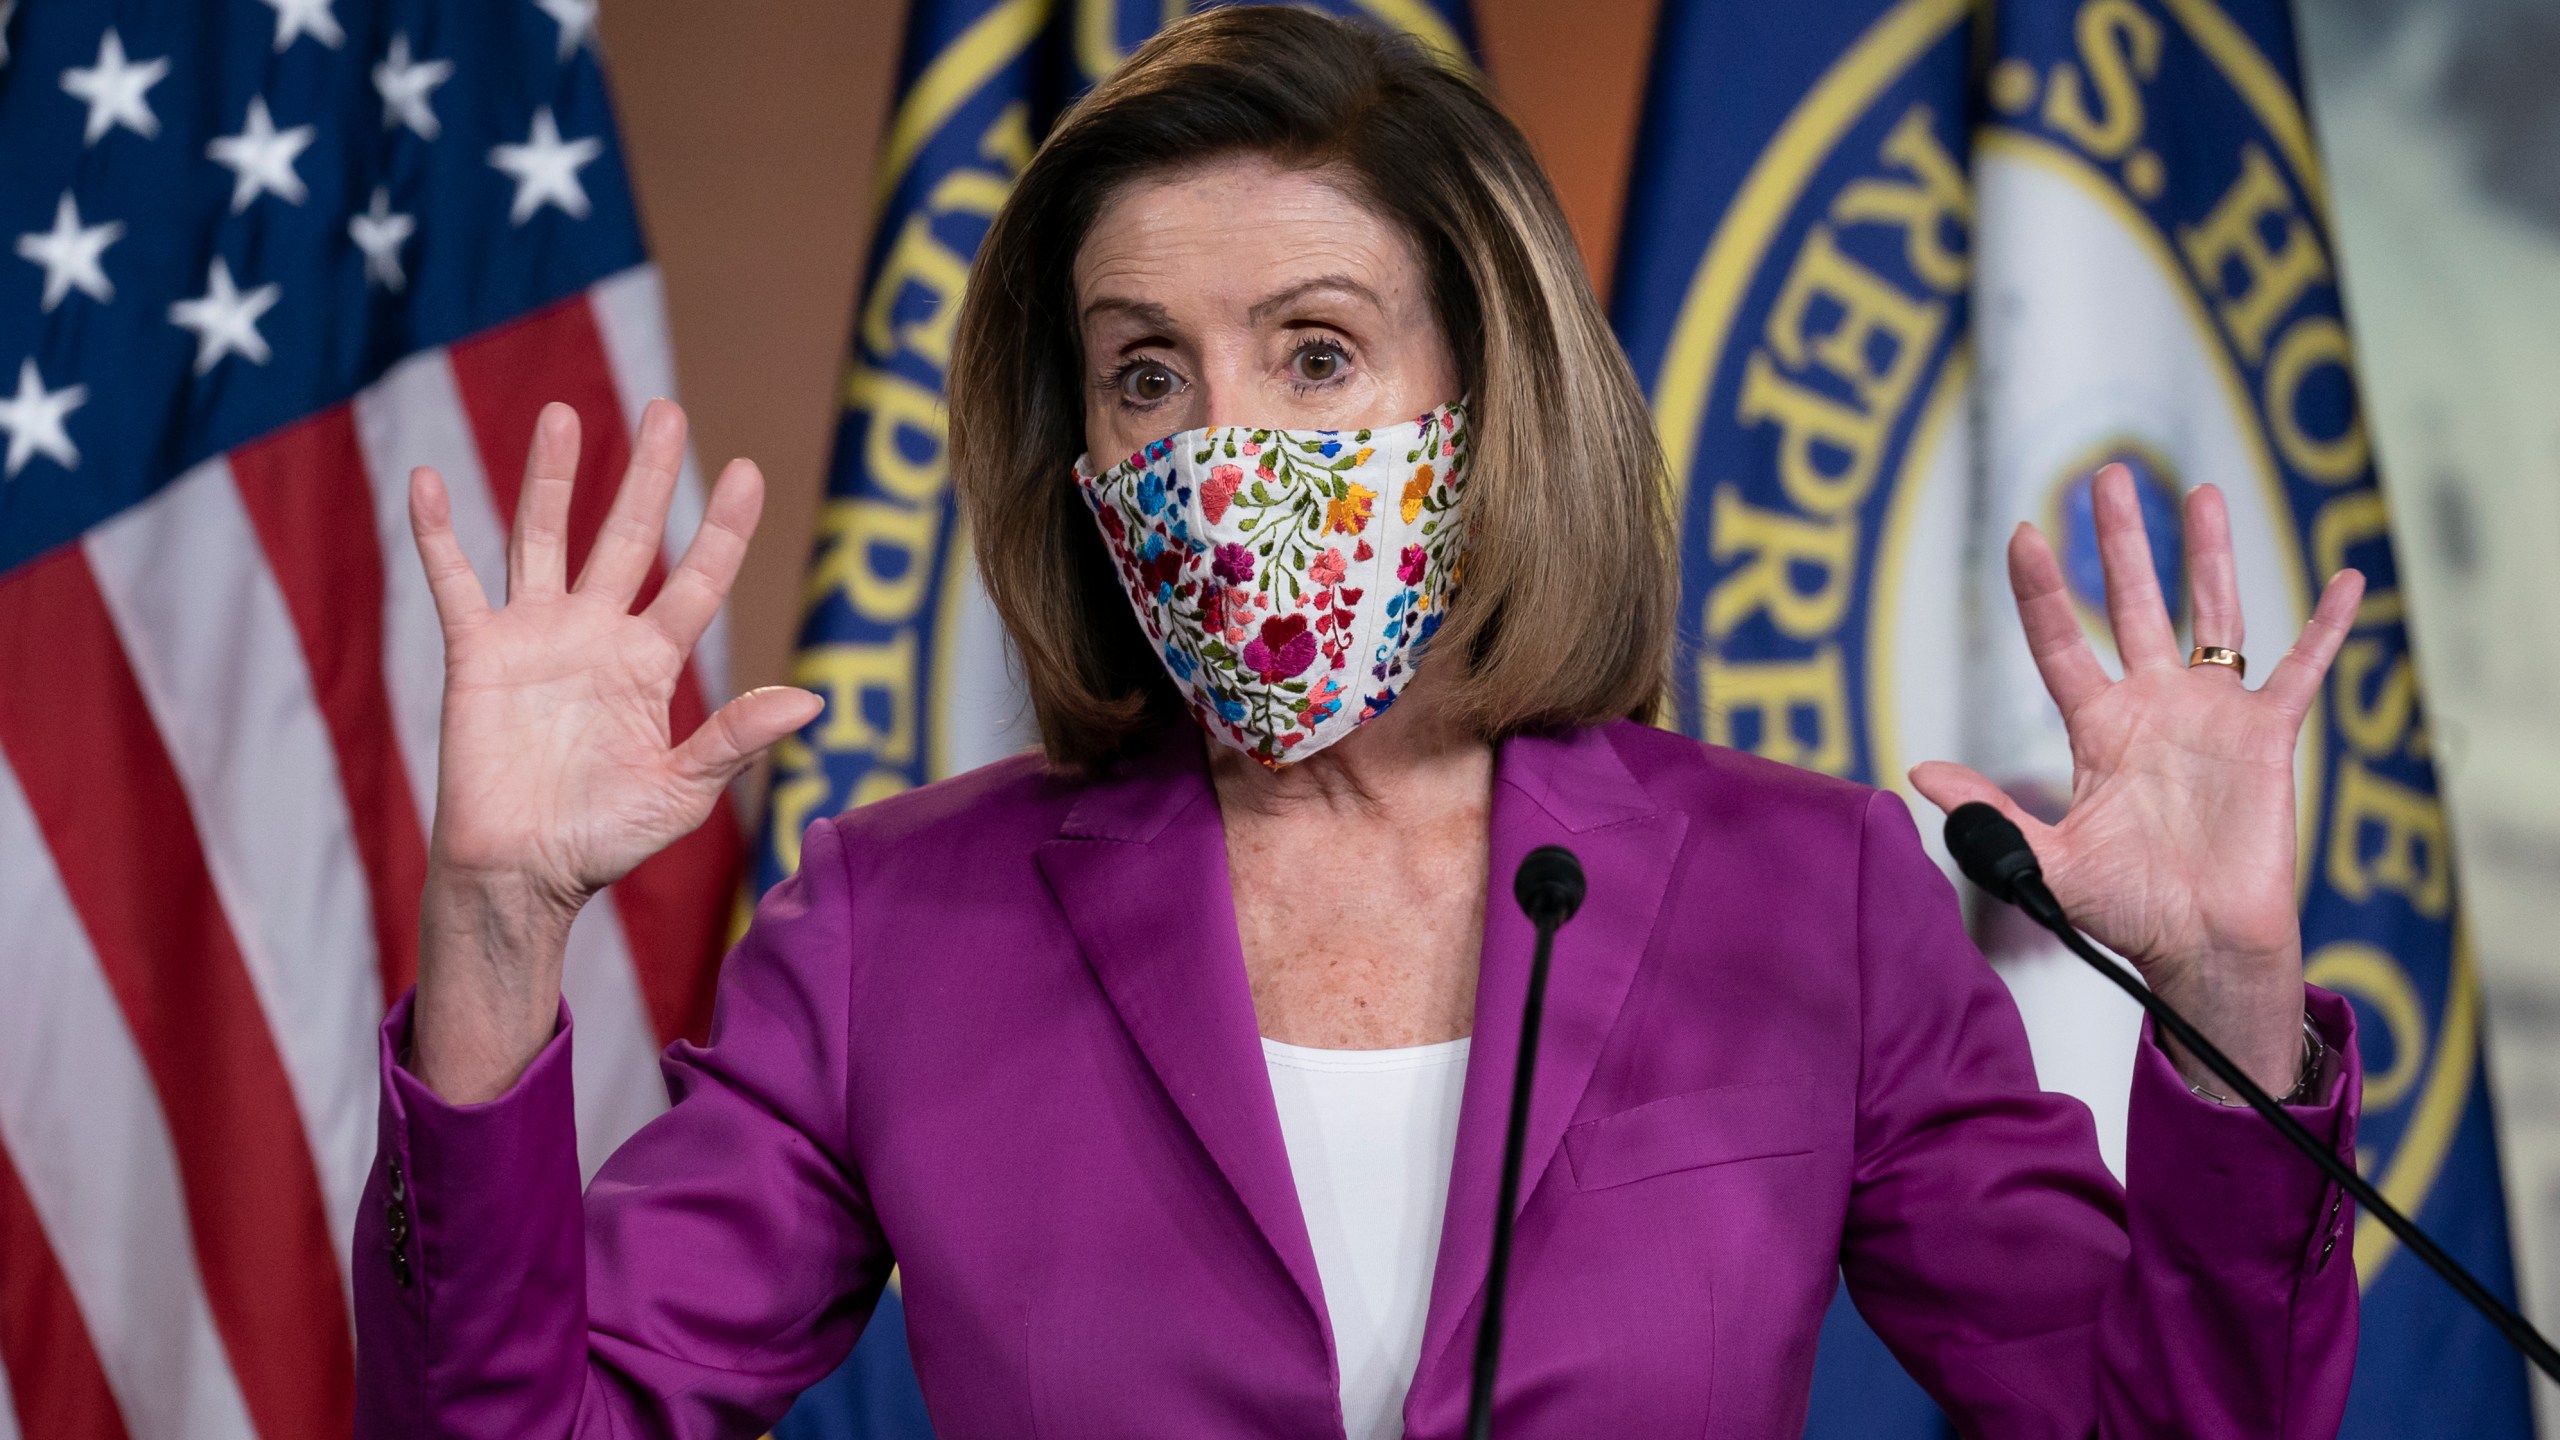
[600,0,1659,710]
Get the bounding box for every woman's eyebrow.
[1079,295,1179,332]
[1247,274,1384,322]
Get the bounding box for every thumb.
[674,686,826,789]
[1907,760,2046,838]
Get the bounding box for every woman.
[362,8,2367,1437]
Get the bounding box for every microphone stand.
[1469,846,1585,1439]
[1945,803,2560,1384]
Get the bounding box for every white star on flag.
[15,192,124,311]
[490,107,603,224]
[533,0,598,61]
[259,0,343,51]
[169,257,282,373]
[60,28,170,145]
[208,96,317,213]
[349,187,417,292]
[0,359,86,479]
[373,33,453,140]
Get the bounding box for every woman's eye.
[1119,363,1178,404]
[1292,342,1346,384]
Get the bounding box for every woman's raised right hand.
[406,399,821,1102]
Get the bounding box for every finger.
[2183,484,2245,684]
[408,466,491,632]
[672,686,827,790]
[578,398,688,607]
[2089,464,2182,670]
[2008,522,2111,717]
[2259,568,2366,721]
[1908,761,2059,852]
[643,456,764,655]
[511,402,581,600]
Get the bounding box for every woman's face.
[1073,154,1461,464]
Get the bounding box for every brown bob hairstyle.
[950,4,1673,771]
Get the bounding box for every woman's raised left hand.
[1909,464,2363,1094]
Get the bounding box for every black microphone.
[1467,844,1584,1440]
[1943,802,2560,1384]
[1513,844,1587,930]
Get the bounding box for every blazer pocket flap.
[1565,1077,1819,1191]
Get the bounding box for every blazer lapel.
[1031,731,1330,1336]
[1416,723,1689,1388]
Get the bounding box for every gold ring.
[2189,645,2245,679]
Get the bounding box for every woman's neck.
[1210,666,1494,1049]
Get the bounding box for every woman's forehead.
[1074,159,1424,319]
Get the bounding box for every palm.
[436,590,695,893]
[411,401,820,907]
[1910,467,2363,1086]
[2035,662,2302,973]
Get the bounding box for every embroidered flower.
[1402,466,1434,523]
[1242,614,1316,682]
[1309,547,1348,587]
[1353,538,1374,562]
[1324,482,1375,535]
[1412,609,1443,653]
[1139,544,1183,600]
[1136,472,1166,516]
[1397,543,1426,585]
[1163,645,1196,681]
[1212,542,1255,585]
[1298,676,1346,727]
[1203,464,1244,523]
[1241,440,1260,456]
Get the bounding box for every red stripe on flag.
[0,1133,130,1440]
[447,294,743,1046]
[0,549,354,1440]
[229,406,429,1005]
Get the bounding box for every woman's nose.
[1193,361,1259,431]
[1194,359,1314,432]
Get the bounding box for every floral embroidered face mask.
[1073,400,1469,765]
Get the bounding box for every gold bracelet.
[2189,1015,2326,1108]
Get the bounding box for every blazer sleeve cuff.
[2127,984,2362,1277]
[354,990,587,1436]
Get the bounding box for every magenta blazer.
[353,720,2361,1437]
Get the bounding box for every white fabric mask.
[1072,400,1470,764]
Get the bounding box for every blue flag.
[1613,0,2531,1434]
[759,2,1476,1433]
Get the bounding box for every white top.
[1261,1036,1471,1440]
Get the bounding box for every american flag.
[0,4,743,1438]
